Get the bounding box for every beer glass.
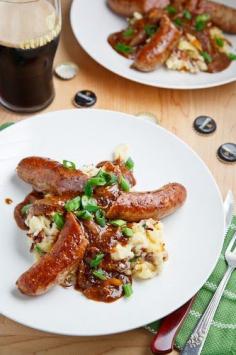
[0,0,61,113]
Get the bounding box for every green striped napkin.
[146,216,236,355]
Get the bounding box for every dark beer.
[0,0,61,113]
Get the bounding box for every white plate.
[0,109,224,336]
[70,0,236,89]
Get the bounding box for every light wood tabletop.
[0,0,235,354]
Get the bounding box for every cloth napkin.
[146,216,236,355]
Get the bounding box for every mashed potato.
[111,219,168,279]
[25,214,59,259]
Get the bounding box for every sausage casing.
[133,15,182,72]
[106,182,187,221]
[107,0,169,17]
[16,213,88,296]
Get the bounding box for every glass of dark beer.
[0,0,61,113]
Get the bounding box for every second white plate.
[70,0,236,89]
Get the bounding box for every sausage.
[106,183,187,221]
[107,0,169,17]
[17,157,88,195]
[16,213,88,296]
[198,0,236,34]
[132,15,182,72]
[14,191,44,230]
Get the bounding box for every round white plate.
[70,0,236,89]
[0,109,224,335]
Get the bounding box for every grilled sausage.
[132,15,182,72]
[17,157,88,195]
[106,183,187,221]
[107,0,169,17]
[16,213,88,296]
[198,0,236,34]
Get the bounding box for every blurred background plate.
[70,0,236,89]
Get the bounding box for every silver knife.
[181,190,234,355]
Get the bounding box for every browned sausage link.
[106,183,187,222]
[17,157,88,195]
[132,15,182,72]
[198,0,236,34]
[107,0,169,17]
[14,191,44,230]
[16,213,88,296]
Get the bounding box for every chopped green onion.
[122,227,134,238]
[64,196,81,212]
[53,213,65,229]
[84,182,93,197]
[75,210,93,220]
[201,51,212,64]
[123,28,134,37]
[21,204,32,215]
[196,13,211,23]
[110,219,126,227]
[195,13,210,31]
[165,5,177,14]
[97,170,117,185]
[228,53,236,61]
[83,197,99,212]
[62,160,76,170]
[93,269,107,281]
[125,157,134,170]
[120,175,130,192]
[90,253,105,268]
[174,18,183,27]
[183,9,192,20]
[215,37,224,47]
[95,209,106,227]
[34,245,45,256]
[144,24,158,37]
[123,283,133,298]
[115,42,134,54]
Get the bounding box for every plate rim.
[70,0,236,90]
[0,108,225,336]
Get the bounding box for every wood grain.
[0,0,235,354]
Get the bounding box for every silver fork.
[181,227,236,355]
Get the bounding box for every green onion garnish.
[90,253,104,268]
[0,122,14,131]
[201,51,212,64]
[110,219,126,227]
[215,37,224,47]
[120,175,130,192]
[195,13,210,31]
[97,170,117,185]
[62,160,76,170]
[174,18,183,27]
[21,204,32,215]
[84,197,99,212]
[228,53,236,61]
[53,213,65,229]
[115,42,134,54]
[123,28,134,37]
[123,283,133,298]
[84,182,93,197]
[84,176,106,197]
[183,9,192,20]
[64,196,81,212]
[122,227,134,238]
[125,157,134,170]
[165,5,177,15]
[93,269,107,281]
[95,209,106,227]
[34,245,45,256]
[144,24,158,37]
[75,210,93,220]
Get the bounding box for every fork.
[181,227,236,355]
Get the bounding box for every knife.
[151,190,234,354]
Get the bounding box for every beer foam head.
[0,0,61,48]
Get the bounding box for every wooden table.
[0,0,235,354]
